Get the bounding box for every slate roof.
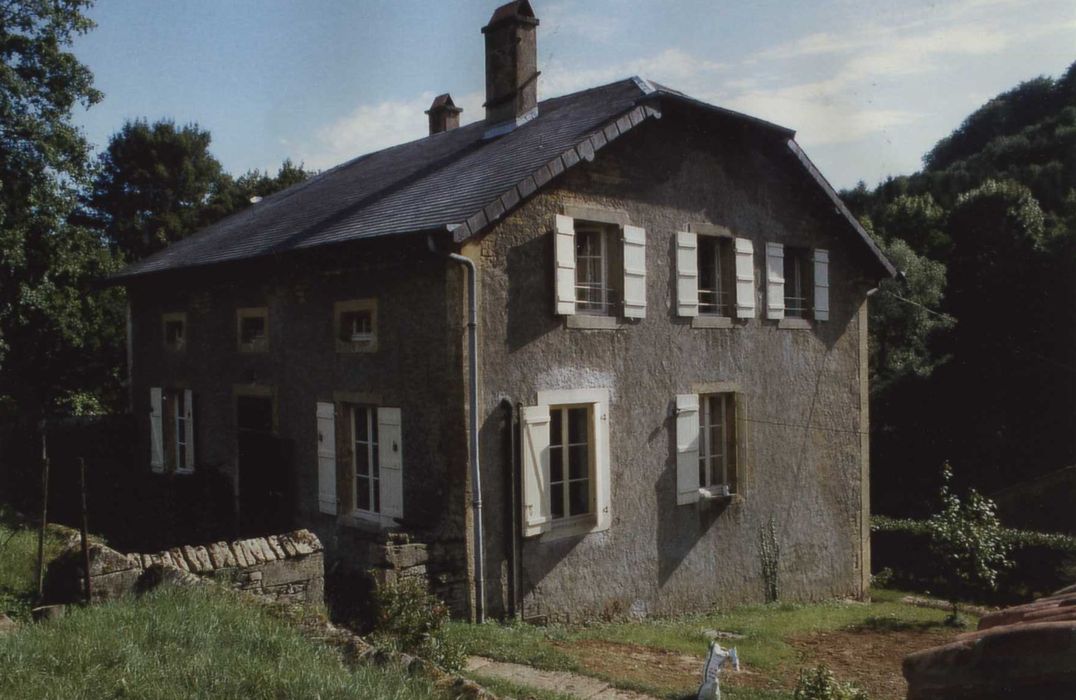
[113,77,894,281]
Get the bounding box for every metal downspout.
[446,249,485,623]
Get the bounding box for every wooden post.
[79,457,92,604]
[35,424,49,599]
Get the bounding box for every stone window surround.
[162,311,188,351]
[686,223,738,330]
[561,204,635,330]
[334,298,378,353]
[236,306,269,352]
[689,380,745,505]
[330,390,398,531]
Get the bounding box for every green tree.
[0,0,126,420]
[202,159,312,222]
[927,464,1011,622]
[87,119,226,260]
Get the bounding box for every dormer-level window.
[765,243,830,324]
[334,299,378,353]
[237,307,269,352]
[162,312,187,351]
[783,247,811,319]
[697,236,735,317]
[554,212,646,322]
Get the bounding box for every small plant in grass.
[926,463,1012,624]
[794,664,869,700]
[758,515,780,603]
[370,573,465,672]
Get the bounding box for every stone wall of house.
[45,529,324,606]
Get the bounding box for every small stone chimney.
[426,94,462,135]
[482,0,540,136]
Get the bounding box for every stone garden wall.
[45,529,324,606]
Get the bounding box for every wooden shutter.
[622,225,647,318]
[675,394,700,506]
[732,393,749,497]
[554,215,576,316]
[734,237,756,319]
[765,242,785,320]
[813,249,830,321]
[378,407,404,521]
[181,389,195,473]
[676,231,699,317]
[316,402,337,514]
[521,404,551,537]
[150,387,164,472]
[592,398,612,531]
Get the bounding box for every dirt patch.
[787,623,964,700]
[555,639,703,696]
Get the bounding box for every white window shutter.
[734,237,756,319]
[316,401,337,514]
[592,398,612,532]
[765,242,785,320]
[377,407,404,521]
[676,231,699,317]
[521,404,551,537]
[675,394,701,506]
[813,249,830,321]
[181,389,195,473]
[554,215,576,316]
[150,387,164,472]
[622,225,647,318]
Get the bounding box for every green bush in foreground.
[370,574,466,673]
[794,664,869,700]
[0,507,67,620]
[0,585,437,700]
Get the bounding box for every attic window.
[237,307,269,352]
[335,299,378,353]
[783,247,811,319]
[698,236,735,317]
[162,312,187,351]
[575,222,622,315]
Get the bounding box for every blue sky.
[72,0,1075,189]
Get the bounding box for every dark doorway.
[237,395,291,536]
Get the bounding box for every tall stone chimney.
[482,0,540,136]
[426,94,462,135]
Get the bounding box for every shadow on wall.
[0,415,236,552]
[506,232,560,353]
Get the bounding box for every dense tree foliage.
[0,0,125,419]
[86,119,311,261]
[847,61,1076,516]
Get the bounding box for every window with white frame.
[765,243,830,322]
[351,405,381,514]
[335,299,378,352]
[549,405,593,520]
[314,400,403,525]
[554,214,646,319]
[149,387,195,474]
[521,388,611,538]
[675,391,746,505]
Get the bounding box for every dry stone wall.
[45,529,324,606]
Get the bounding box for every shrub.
[794,664,869,700]
[369,574,465,672]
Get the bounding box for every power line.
[745,415,869,436]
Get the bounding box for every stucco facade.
[126,103,879,621]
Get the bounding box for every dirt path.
[466,656,658,699]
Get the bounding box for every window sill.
[565,315,625,330]
[698,488,743,506]
[539,514,601,542]
[335,340,378,353]
[340,510,396,530]
[778,318,812,330]
[691,316,733,329]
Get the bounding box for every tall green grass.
[0,585,439,699]
[0,506,67,619]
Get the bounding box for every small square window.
[334,299,378,353]
[237,307,269,352]
[162,312,187,351]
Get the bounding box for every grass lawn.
[448,589,973,700]
[0,506,68,621]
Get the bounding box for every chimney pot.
[482,0,539,136]
[426,93,462,135]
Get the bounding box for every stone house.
[112,0,894,621]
